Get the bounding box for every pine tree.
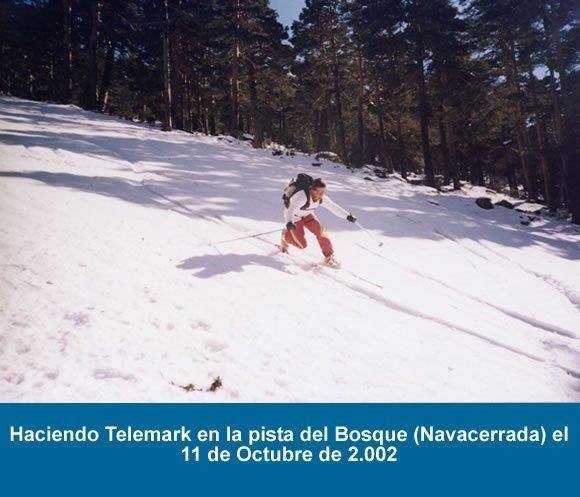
[292,0,350,162]
[161,0,172,130]
[60,0,73,103]
[428,0,467,189]
[469,0,540,200]
[351,0,406,172]
[2,0,578,221]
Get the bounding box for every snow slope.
[1,96,579,401]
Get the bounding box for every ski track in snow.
[401,208,580,321]
[198,214,580,379]
[411,196,580,315]
[356,244,578,340]
[1,96,579,401]
[276,241,579,378]
[473,239,580,313]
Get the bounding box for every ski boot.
[324,254,341,268]
[278,231,290,253]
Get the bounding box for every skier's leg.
[305,217,333,257]
[283,220,307,249]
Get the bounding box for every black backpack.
[282,173,315,209]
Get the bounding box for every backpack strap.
[299,189,323,210]
[300,188,311,210]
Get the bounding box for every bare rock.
[475,197,494,210]
[495,199,514,209]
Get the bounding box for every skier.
[280,175,356,267]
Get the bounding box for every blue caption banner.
[1,403,577,495]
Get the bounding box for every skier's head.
[310,178,326,201]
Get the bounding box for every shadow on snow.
[1,97,579,261]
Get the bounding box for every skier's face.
[311,187,326,202]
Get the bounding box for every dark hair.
[311,178,326,189]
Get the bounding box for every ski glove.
[346,214,357,223]
[286,221,297,231]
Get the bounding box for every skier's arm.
[323,195,352,220]
[284,190,308,224]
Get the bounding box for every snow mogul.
[280,174,357,267]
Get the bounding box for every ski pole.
[355,221,384,247]
[209,228,282,246]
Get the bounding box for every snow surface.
[1,96,579,402]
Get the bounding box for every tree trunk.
[83,0,99,110]
[438,110,450,185]
[196,90,202,131]
[316,103,329,152]
[313,109,319,151]
[330,34,347,164]
[355,47,365,166]
[527,66,554,209]
[416,35,434,186]
[537,118,553,208]
[61,0,72,103]
[193,78,201,133]
[447,116,461,189]
[98,38,116,112]
[182,79,190,131]
[547,66,566,200]
[466,126,482,187]
[248,62,263,148]
[542,12,566,206]
[552,12,576,214]
[229,0,241,137]
[377,113,389,171]
[513,104,536,200]
[230,46,240,137]
[162,0,172,131]
[209,92,216,135]
[49,59,56,101]
[396,110,408,180]
[417,69,434,186]
[546,2,578,221]
[505,156,519,198]
[170,2,183,130]
[502,37,536,201]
